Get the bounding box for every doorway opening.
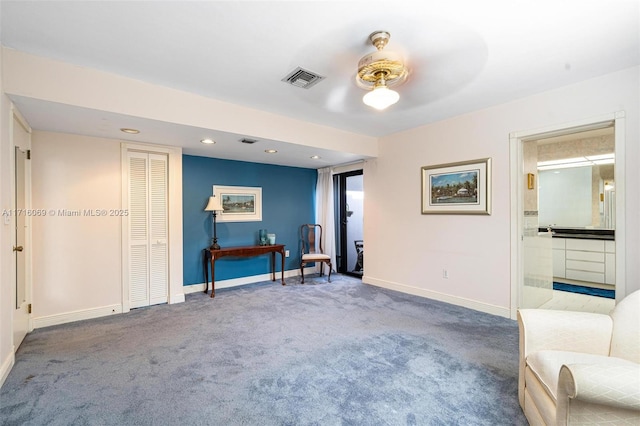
[334,170,364,277]
[510,112,626,318]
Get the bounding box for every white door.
[13,114,31,349]
[128,151,168,308]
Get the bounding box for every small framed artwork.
[213,185,262,222]
[421,158,491,215]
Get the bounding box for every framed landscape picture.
[213,185,262,222]
[421,158,491,215]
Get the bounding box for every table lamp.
[205,195,223,250]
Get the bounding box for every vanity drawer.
[566,259,605,273]
[566,250,604,262]
[565,239,604,252]
[566,269,605,283]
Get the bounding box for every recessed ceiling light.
[265,149,278,154]
[310,155,321,160]
[120,128,140,134]
[201,138,215,145]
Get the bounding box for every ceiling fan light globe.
[363,86,400,110]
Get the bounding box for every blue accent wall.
[182,155,317,286]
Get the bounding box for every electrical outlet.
[443,269,449,279]
[285,250,290,257]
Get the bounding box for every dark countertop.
[538,227,615,241]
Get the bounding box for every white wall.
[364,66,639,317]
[31,132,123,322]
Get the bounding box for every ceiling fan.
[297,21,485,118]
[356,31,409,110]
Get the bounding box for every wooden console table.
[203,244,286,298]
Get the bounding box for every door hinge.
[28,304,32,314]
[27,150,31,160]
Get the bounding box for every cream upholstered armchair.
[518,290,640,425]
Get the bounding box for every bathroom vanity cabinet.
[548,229,615,285]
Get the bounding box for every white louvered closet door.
[128,151,168,308]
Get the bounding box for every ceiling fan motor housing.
[356,31,408,90]
[357,50,408,89]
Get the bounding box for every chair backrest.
[300,224,323,255]
[609,290,640,362]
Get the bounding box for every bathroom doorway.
[510,113,626,318]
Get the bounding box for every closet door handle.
[13,246,23,252]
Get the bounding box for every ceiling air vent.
[282,67,325,89]
[240,138,258,144]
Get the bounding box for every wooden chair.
[300,224,332,283]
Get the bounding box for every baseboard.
[363,275,511,319]
[0,347,15,388]
[184,267,315,295]
[32,304,122,329]
[31,268,312,327]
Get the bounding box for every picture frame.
[421,158,491,215]
[213,185,262,222]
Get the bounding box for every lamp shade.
[362,85,400,110]
[204,195,223,212]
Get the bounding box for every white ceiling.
[2,1,639,168]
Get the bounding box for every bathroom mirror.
[532,127,615,230]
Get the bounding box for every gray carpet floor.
[1,274,527,425]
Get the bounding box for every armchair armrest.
[557,364,640,425]
[517,309,613,408]
[518,309,613,358]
